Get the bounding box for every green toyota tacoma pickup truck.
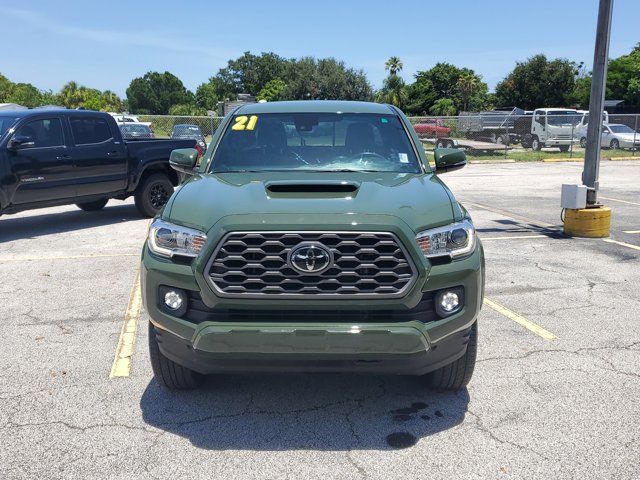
[141,101,484,391]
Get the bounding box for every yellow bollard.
[563,206,611,238]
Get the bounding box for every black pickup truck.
[0,110,199,217]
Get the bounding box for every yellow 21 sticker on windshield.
[232,115,258,131]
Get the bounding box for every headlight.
[416,219,475,259]
[148,219,207,258]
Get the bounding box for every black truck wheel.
[424,322,477,391]
[531,136,542,151]
[134,173,174,217]
[76,199,108,211]
[610,139,620,150]
[148,322,203,390]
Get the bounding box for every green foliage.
[403,63,488,115]
[195,81,219,111]
[126,71,193,114]
[429,98,456,116]
[495,54,579,109]
[168,103,206,116]
[257,78,287,102]
[376,74,407,107]
[385,57,403,76]
[606,43,640,105]
[282,57,373,101]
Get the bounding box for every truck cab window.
[70,117,113,145]
[15,118,64,148]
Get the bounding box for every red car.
[413,119,451,137]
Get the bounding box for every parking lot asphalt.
[1,161,639,480]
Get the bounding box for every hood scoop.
[265,180,360,197]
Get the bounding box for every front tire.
[424,322,477,391]
[580,137,587,148]
[531,137,542,151]
[610,139,620,150]
[134,173,173,217]
[148,322,204,390]
[76,199,108,211]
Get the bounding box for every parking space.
[1,161,639,479]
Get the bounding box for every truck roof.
[236,100,394,115]
[0,109,110,118]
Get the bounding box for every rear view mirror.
[433,148,467,173]
[170,148,198,174]
[8,134,35,150]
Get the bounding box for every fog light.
[435,287,464,318]
[440,292,459,312]
[158,286,188,317]
[164,290,183,310]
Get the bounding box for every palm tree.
[385,57,403,76]
[376,74,407,108]
[457,73,479,112]
[58,81,81,108]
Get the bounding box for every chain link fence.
[114,112,640,161]
[406,113,640,162]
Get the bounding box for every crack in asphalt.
[466,409,550,460]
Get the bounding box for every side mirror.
[169,148,198,174]
[8,134,35,150]
[433,148,467,173]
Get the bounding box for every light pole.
[582,0,614,205]
[562,0,613,238]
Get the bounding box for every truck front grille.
[205,232,418,298]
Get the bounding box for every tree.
[0,74,13,102]
[213,51,290,96]
[407,63,488,114]
[385,57,403,76]
[168,103,206,116]
[429,98,456,116]
[457,72,479,112]
[376,74,407,107]
[494,54,579,109]
[257,78,287,101]
[126,71,193,114]
[5,83,42,107]
[606,43,640,105]
[404,77,437,115]
[195,81,219,111]
[283,57,373,101]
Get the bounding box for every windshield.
[174,125,202,136]
[122,124,150,133]
[609,125,636,134]
[0,116,19,138]
[211,113,421,173]
[546,111,580,126]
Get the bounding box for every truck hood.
[164,171,455,233]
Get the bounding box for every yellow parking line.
[600,196,640,207]
[109,270,142,378]
[484,297,557,341]
[481,235,548,241]
[602,238,640,251]
[0,253,138,262]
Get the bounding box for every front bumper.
[141,220,484,375]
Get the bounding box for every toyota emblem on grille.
[289,243,333,274]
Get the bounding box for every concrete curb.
[607,156,640,161]
[543,158,584,163]
[469,159,516,164]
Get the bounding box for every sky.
[1,0,639,97]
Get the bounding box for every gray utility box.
[561,184,587,210]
